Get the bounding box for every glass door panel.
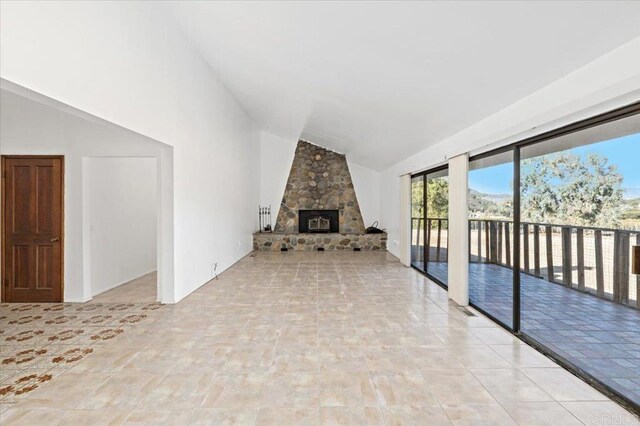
[425,168,449,286]
[519,113,640,407]
[468,150,515,329]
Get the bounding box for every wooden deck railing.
[412,217,640,309]
[411,217,448,262]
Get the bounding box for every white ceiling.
[164,1,640,171]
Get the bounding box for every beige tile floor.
[93,272,158,303]
[1,252,638,425]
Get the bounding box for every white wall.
[258,131,382,229]
[259,132,297,225]
[87,158,157,297]
[0,90,163,302]
[0,2,260,302]
[348,160,382,227]
[381,37,640,259]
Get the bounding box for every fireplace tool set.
[258,205,272,233]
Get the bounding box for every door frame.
[1,155,65,303]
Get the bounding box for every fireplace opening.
[298,209,339,233]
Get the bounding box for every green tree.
[520,152,623,227]
[411,180,423,218]
[411,178,449,219]
[426,177,448,219]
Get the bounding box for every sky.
[468,132,640,198]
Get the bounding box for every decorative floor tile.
[0,278,163,410]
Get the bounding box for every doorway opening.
[84,157,158,303]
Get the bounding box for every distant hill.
[482,193,510,203]
[468,189,509,213]
[468,190,640,225]
[468,189,511,213]
[621,197,640,220]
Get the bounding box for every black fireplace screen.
[298,210,339,233]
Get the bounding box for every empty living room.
[2,1,640,425]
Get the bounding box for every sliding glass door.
[518,112,640,409]
[411,167,449,287]
[462,103,640,409]
[410,103,640,406]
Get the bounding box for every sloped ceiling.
[164,1,640,170]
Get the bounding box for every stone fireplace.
[274,140,365,234]
[253,140,386,251]
[298,209,339,233]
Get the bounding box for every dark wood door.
[2,156,64,302]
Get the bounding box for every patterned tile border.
[0,302,164,408]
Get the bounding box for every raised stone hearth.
[253,232,387,251]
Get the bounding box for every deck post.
[489,221,498,264]
[613,231,630,304]
[523,224,530,273]
[533,225,541,277]
[477,221,482,262]
[561,227,572,286]
[505,222,511,267]
[485,220,490,263]
[576,228,585,291]
[436,219,442,262]
[621,232,630,304]
[635,235,639,309]
[497,222,503,265]
[545,225,554,282]
[594,230,604,297]
[426,219,431,262]
[415,218,422,263]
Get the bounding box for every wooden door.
[2,156,64,302]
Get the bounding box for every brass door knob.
[51,237,60,242]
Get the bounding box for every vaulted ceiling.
[165,1,640,170]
